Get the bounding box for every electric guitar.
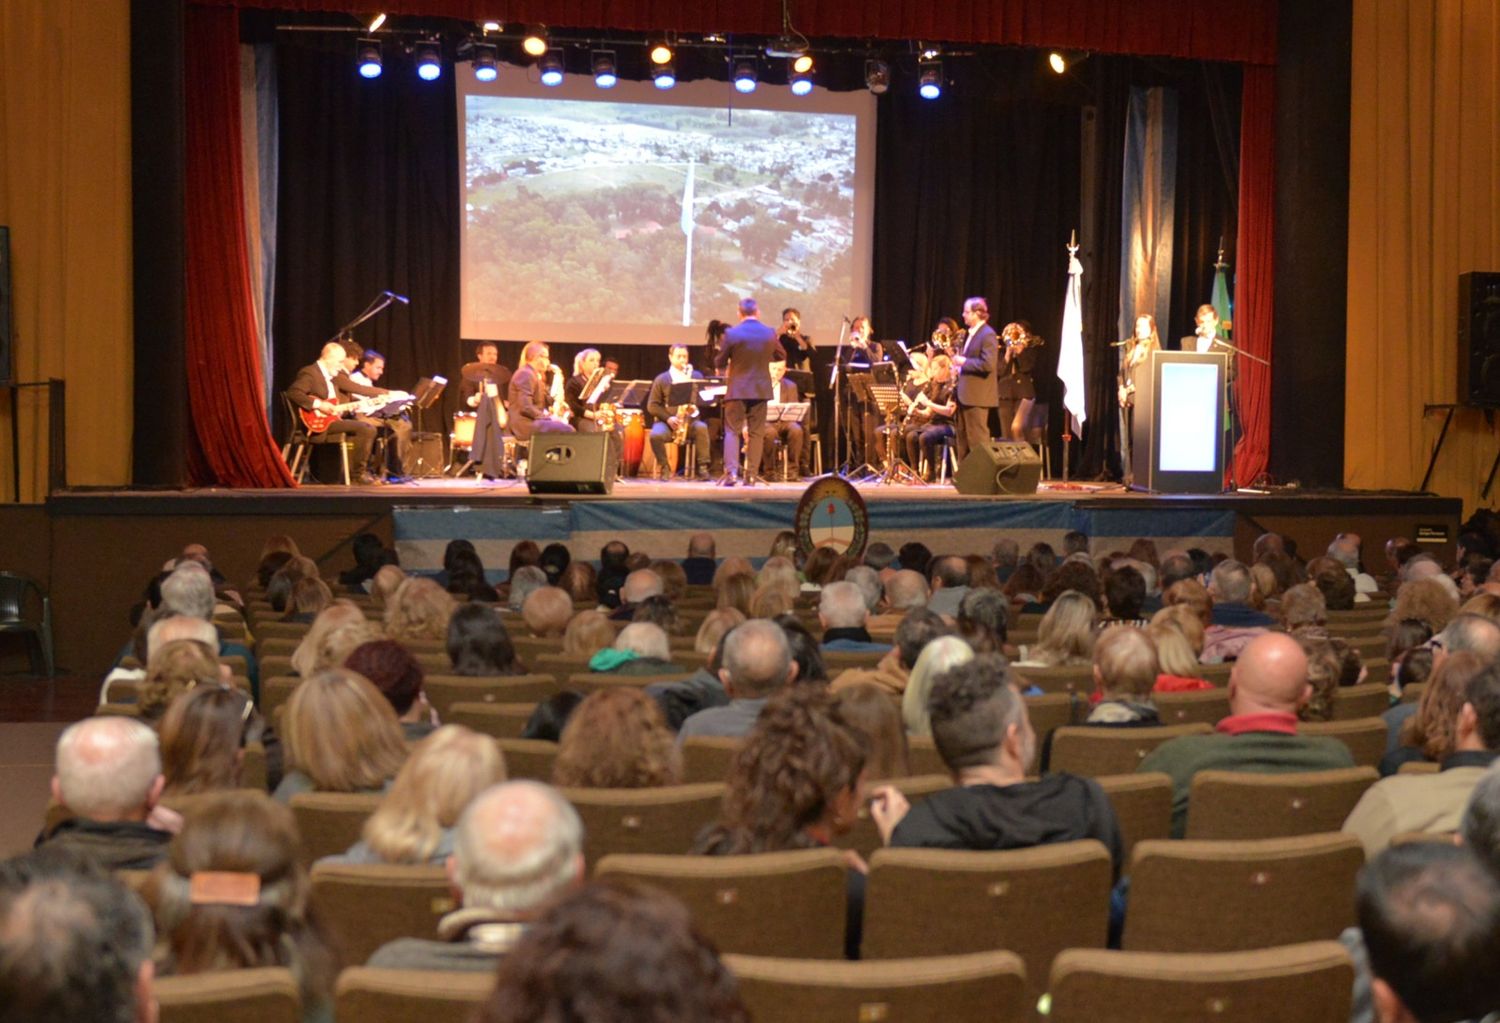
[300,397,382,434]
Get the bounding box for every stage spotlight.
[653,61,677,89]
[650,41,674,65]
[356,38,383,79]
[472,41,498,82]
[864,58,889,95]
[790,67,813,96]
[367,13,386,32]
[522,27,548,57]
[539,51,564,86]
[592,50,618,89]
[1048,51,1067,74]
[414,39,442,81]
[732,56,759,94]
[918,59,943,100]
[481,20,501,33]
[791,52,814,74]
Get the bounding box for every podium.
[1131,350,1228,493]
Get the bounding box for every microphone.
[384,290,410,304]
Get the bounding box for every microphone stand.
[1204,337,1267,492]
[324,291,404,349]
[830,318,850,476]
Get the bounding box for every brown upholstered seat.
[1096,772,1173,868]
[906,735,949,776]
[288,791,382,865]
[1184,767,1379,840]
[1009,663,1095,695]
[1048,723,1213,777]
[494,737,560,781]
[560,782,726,863]
[1152,688,1231,727]
[680,735,743,783]
[334,967,495,1022]
[422,673,557,719]
[1330,681,1391,720]
[445,701,535,740]
[309,863,455,966]
[155,967,301,1023]
[838,774,953,861]
[1298,717,1387,768]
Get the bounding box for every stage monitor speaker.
[1459,271,1500,407]
[407,432,445,478]
[526,432,615,495]
[952,441,1043,496]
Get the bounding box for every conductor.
[715,296,785,487]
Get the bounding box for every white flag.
[1058,250,1088,432]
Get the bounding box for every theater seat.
[334,967,494,1022]
[288,791,382,865]
[422,673,558,719]
[559,782,726,863]
[310,863,455,967]
[1184,767,1379,840]
[155,967,301,1023]
[680,736,743,783]
[1096,772,1173,869]
[1048,723,1213,778]
[445,701,535,740]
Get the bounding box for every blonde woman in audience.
[159,685,253,796]
[768,530,800,563]
[138,639,224,722]
[716,572,755,616]
[756,556,801,600]
[553,689,683,789]
[326,725,505,865]
[562,610,617,660]
[1457,591,1500,625]
[273,668,408,802]
[649,560,689,603]
[521,586,573,637]
[1148,608,1209,690]
[288,600,367,678]
[1163,577,1214,630]
[282,577,333,624]
[369,564,407,608]
[695,608,746,656]
[258,534,302,561]
[749,584,794,619]
[712,556,755,590]
[1248,562,1279,611]
[901,635,974,736]
[145,791,337,1022]
[1013,590,1096,667]
[385,576,457,642]
[559,561,597,604]
[834,682,910,780]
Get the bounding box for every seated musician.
[566,348,623,465]
[903,354,958,481]
[286,341,400,485]
[761,357,805,483]
[928,317,963,359]
[508,341,573,446]
[460,341,512,410]
[349,347,413,478]
[646,344,712,481]
[839,315,883,466]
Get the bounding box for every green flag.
[1211,262,1232,341]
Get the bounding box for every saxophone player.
[646,344,712,481]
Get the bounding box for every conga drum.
[451,412,477,456]
[622,410,646,476]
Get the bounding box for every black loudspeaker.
[526,432,615,494]
[952,441,1043,495]
[1459,271,1500,407]
[407,432,445,478]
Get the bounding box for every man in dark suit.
[953,296,999,461]
[508,341,573,444]
[716,297,785,486]
[646,344,712,481]
[761,357,805,481]
[286,341,395,484]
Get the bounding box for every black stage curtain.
[272,34,1239,478]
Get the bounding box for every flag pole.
[1062,230,1079,483]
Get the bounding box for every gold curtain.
[1348,0,1500,512]
[0,0,133,502]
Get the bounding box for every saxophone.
[672,404,695,445]
[596,403,617,430]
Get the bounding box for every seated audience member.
[716,572,756,617]
[830,607,948,707]
[1201,559,1274,663]
[159,685,256,797]
[926,555,973,618]
[632,594,683,636]
[955,588,1009,655]
[561,610,617,660]
[801,545,842,589]
[870,656,1123,878]
[136,636,225,722]
[590,622,682,676]
[476,879,748,1023]
[386,577,457,642]
[1383,651,1487,775]
[1139,632,1356,836]
[818,581,892,653]
[559,561,598,605]
[538,543,571,588]
[845,566,884,614]
[1087,626,1161,724]
[1462,762,1500,873]
[1312,561,1359,611]
[692,687,868,959]
[1102,566,1148,625]
[967,555,1001,591]
[768,529,800,562]
[749,583,795,619]
[520,692,587,743]
[346,639,432,739]
[1383,613,1500,753]
[368,781,585,971]
[289,601,369,676]
[611,568,664,621]
[868,569,931,630]
[1388,618,1435,693]
[834,682,911,780]
[38,717,174,870]
[1026,541,1058,579]
[521,585,573,638]
[991,538,1021,583]
[553,689,683,789]
[899,541,934,578]
[161,561,254,663]
[273,668,408,802]
[646,632,733,731]
[755,555,800,597]
[1036,560,1103,613]
[1389,575,1461,636]
[265,556,317,614]
[1328,533,1380,602]
[1015,590,1096,667]
[327,725,505,866]
[682,532,718,587]
[338,532,392,592]
[447,603,525,677]
[505,565,548,615]
[1002,561,1044,606]
[776,615,829,686]
[1163,576,1213,629]
[435,539,476,589]
[865,541,899,573]
[1343,660,1500,855]
[596,540,631,608]
[369,564,407,608]
[649,560,689,603]
[503,541,541,587]
[1281,582,1328,636]
[0,852,157,1023]
[1345,844,1500,1023]
[144,791,337,1017]
[902,635,976,736]
[680,620,796,740]
[254,548,295,593]
[446,546,500,603]
[1148,606,1210,691]
[281,576,333,624]
[1297,636,1349,723]
[696,608,746,656]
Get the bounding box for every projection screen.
[457,67,876,346]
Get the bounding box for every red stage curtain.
[1231,65,1275,488]
[186,0,1276,65]
[184,6,296,487]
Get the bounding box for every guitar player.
[286,341,396,484]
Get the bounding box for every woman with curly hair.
[384,577,457,642]
[273,668,408,802]
[145,791,338,1022]
[553,689,682,789]
[281,577,333,624]
[692,686,868,957]
[477,879,747,1023]
[1387,576,1460,636]
[289,600,371,678]
[137,640,224,723]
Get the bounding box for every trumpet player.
[997,321,1040,441]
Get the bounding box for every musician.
[285,341,389,484]
[762,357,805,482]
[903,354,958,480]
[997,321,1040,441]
[838,315,884,466]
[928,317,963,358]
[507,341,573,443]
[350,348,384,386]
[345,347,416,478]
[778,307,814,369]
[460,341,512,409]
[646,344,712,481]
[704,319,728,369]
[952,297,999,461]
[566,348,622,464]
[716,297,784,487]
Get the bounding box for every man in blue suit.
[953,296,999,461]
[715,297,785,486]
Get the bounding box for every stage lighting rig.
[592,50,618,89]
[366,13,386,32]
[864,58,890,95]
[918,57,943,100]
[649,40,674,65]
[522,27,548,57]
[1048,50,1089,74]
[732,55,759,94]
[653,60,677,89]
[539,50,564,86]
[471,41,498,82]
[356,38,383,79]
[414,39,442,81]
[790,63,813,96]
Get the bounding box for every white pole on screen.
[681,159,696,327]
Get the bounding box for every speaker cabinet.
[952,441,1043,495]
[1459,271,1500,407]
[406,432,446,478]
[526,432,615,495]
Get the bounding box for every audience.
[158,684,255,796]
[554,689,683,788]
[1202,559,1274,662]
[368,781,585,971]
[136,636,226,722]
[39,717,174,870]
[446,603,524,677]
[612,568,665,621]
[597,540,631,607]
[505,565,548,615]
[679,620,795,740]
[1015,590,1096,667]
[562,609,617,660]
[818,581,891,653]
[833,682,911,780]
[954,588,1009,654]
[521,585,573,637]
[559,560,596,604]
[346,638,432,740]
[385,577,456,642]
[1383,651,1488,774]
[902,635,976,736]
[592,622,682,675]
[926,555,972,617]
[682,532,718,586]
[273,668,408,801]
[830,607,948,706]
[446,546,500,603]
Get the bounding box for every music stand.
[868,363,922,486]
[883,342,915,376]
[410,376,446,435]
[844,371,880,479]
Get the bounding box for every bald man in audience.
[609,568,664,622]
[867,569,931,633]
[678,620,796,740]
[368,781,585,971]
[818,580,893,653]
[682,533,718,586]
[521,586,573,638]
[36,717,176,870]
[1138,632,1356,836]
[925,555,972,618]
